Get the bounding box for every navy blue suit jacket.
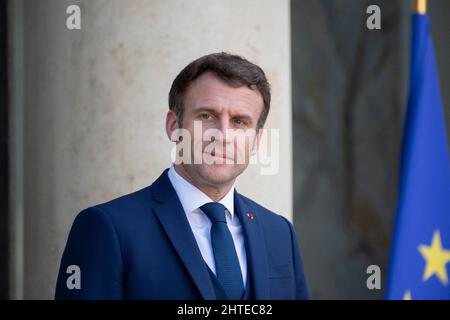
[55,169,309,299]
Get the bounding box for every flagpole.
[412,0,427,14]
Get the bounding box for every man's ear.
[251,128,263,156]
[165,110,179,142]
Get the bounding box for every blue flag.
[386,13,450,300]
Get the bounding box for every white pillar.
[13,0,292,299]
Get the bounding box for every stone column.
[11,0,293,299]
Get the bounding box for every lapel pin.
[246,213,254,220]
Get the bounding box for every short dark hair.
[168,52,271,130]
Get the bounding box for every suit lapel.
[234,191,270,299]
[151,169,216,299]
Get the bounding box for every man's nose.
[216,117,232,144]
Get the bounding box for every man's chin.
[197,163,239,185]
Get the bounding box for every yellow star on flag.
[418,230,450,285]
[403,290,412,300]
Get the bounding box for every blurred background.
[1,0,449,299]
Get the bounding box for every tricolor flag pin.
[246,213,254,219]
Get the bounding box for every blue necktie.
[200,202,244,300]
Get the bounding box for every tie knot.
[200,202,227,223]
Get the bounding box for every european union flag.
[386,11,450,300]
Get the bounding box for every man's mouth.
[204,151,234,162]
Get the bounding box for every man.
[55,52,309,300]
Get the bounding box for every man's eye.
[234,119,245,125]
[200,113,210,120]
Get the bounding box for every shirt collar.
[167,164,235,219]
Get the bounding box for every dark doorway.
[0,0,9,300]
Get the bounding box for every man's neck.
[174,164,234,202]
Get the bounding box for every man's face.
[166,71,264,188]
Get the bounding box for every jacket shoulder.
[82,184,154,223]
[237,193,293,229]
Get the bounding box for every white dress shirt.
[167,164,248,286]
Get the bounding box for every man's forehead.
[185,73,263,111]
